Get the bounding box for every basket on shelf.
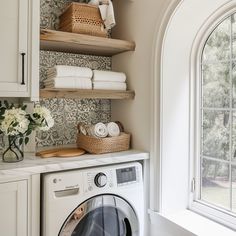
[59,2,108,37]
[77,132,131,154]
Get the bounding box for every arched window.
[197,12,236,222]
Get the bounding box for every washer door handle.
[124,218,132,236]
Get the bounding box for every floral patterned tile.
[36,0,112,147]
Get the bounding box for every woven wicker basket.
[77,132,131,154]
[59,2,107,37]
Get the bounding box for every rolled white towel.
[47,66,93,78]
[93,81,127,91]
[106,122,120,137]
[93,70,126,82]
[89,122,108,138]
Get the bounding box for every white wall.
[111,0,176,151]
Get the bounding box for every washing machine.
[42,162,144,236]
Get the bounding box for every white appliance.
[42,162,144,236]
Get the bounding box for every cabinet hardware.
[21,53,26,85]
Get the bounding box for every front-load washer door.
[58,194,139,236]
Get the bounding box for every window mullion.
[230,15,233,212]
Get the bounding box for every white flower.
[0,108,29,136]
[33,105,54,131]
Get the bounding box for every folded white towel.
[47,66,93,78]
[89,0,115,30]
[88,122,108,138]
[103,0,116,30]
[88,0,100,5]
[99,4,108,21]
[106,122,120,137]
[44,77,92,89]
[93,70,126,82]
[93,81,127,91]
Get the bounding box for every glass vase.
[2,135,24,163]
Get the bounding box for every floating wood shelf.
[40,88,135,100]
[40,29,136,56]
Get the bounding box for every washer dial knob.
[94,173,107,188]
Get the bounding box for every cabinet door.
[0,180,28,236]
[0,0,29,97]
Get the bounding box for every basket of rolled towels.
[77,121,130,154]
[44,65,127,91]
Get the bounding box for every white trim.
[29,0,40,101]
[149,209,236,236]
[189,1,236,230]
[191,201,236,230]
[149,0,182,213]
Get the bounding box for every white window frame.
[190,6,236,230]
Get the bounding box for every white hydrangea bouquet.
[0,101,54,162]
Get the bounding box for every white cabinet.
[0,0,39,100]
[0,180,28,236]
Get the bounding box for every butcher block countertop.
[0,149,149,181]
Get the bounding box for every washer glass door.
[59,195,139,236]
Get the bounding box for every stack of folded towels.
[92,70,127,91]
[44,65,93,89]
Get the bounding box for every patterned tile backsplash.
[37,0,112,147]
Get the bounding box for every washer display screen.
[116,167,136,184]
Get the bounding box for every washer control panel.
[94,172,107,188]
[85,169,113,192]
[83,162,142,193]
[116,166,137,186]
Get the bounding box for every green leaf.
[21,105,27,110]
[33,113,40,119]
[12,122,19,127]
[25,137,29,145]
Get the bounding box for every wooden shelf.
[40,29,136,56]
[40,88,135,100]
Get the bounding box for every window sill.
[149,209,236,236]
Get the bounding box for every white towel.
[47,66,93,78]
[106,122,120,137]
[93,70,126,82]
[44,77,92,89]
[89,0,115,30]
[88,122,108,138]
[88,0,100,5]
[93,82,127,91]
[99,4,108,21]
[103,0,116,30]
